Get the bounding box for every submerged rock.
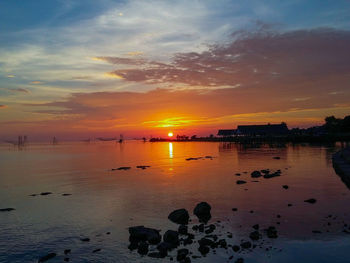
[80,238,90,242]
[40,192,52,196]
[240,241,252,249]
[249,231,260,241]
[129,226,161,245]
[38,253,56,262]
[263,172,281,179]
[137,241,149,255]
[157,242,172,257]
[178,224,188,235]
[266,226,278,238]
[236,180,247,185]
[282,185,289,189]
[168,209,190,225]
[112,166,131,171]
[198,245,210,255]
[193,202,212,223]
[177,248,189,261]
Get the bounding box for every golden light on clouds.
[30,81,43,84]
[7,74,15,78]
[104,72,124,79]
[126,51,143,56]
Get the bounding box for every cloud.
[7,88,30,93]
[30,81,42,84]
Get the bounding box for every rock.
[178,225,188,235]
[240,241,252,249]
[312,230,322,234]
[218,239,227,248]
[157,242,172,256]
[204,224,216,234]
[62,193,71,196]
[80,238,90,242]
[249,231,260,240]
[0,208,15,212]
[177,248,189,261]
[193,202,212,223]
[235,173,241,176]
[235,258,244,263]
[129,226,161,244]
[304,198,317,204]
[137,241,149,255]
[251,171,262,178]
[163,230,179,248]
[64,258,69,262]
[136,165,151,169]
[273,156,281,159]
[232,208,238,211]
[236,180,246,185]
[40,192,52,196]
[148,252,164,258]
[64,249,71,255]
[232,245,240,252]
[266,226,278,238]
[198,245,210,255]
[263,172,281,179]
[180,257,191,263]
[282,185,289,189]
[38,253,56,262]
[198,238,215,247]
[252,224,259,230]
[29,194,37,196]
[112,166,131,171]
[92,248,101,253]
[168,209,190,225]
[287,203,293,207]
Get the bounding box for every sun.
[168,132,174,137]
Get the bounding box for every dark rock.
[29,194,37,196]
[180,257,191,263]
[266,226,278,238]
[304,198,317,204]
[218,239,227,248]
[169,209,190,225]
[204,224,216,234]
[157,242,172,256]
[163,230,179,247]
[64,249,71,255]
[235,258,244,263]
[92,248,101,253]
[263,172,281,179]
[287,203,293,207]
[198,238,215,247]
[232,245,240,252]
[252,224,259,230]
[38,253,56,262]
[198,245,210,255]
[148,252,164,258]
[112,166,131,171]
[282,185,289,189]
[273,156,281,159]
[236,180,246,185]
[178,224,188,235]
[232,208,238,211]
[240,241,252,249]
[0,208,15,212]
[64,258,69,262]
[193,202,211,223]
[249,231,260,241]
[235,173,241,176]
[129,226,161,244]
[137,241,149,255]
[40,192,52,196]
[261,169,269,174]
[177,248,189,261]
[198,224,205,232]
[312,230,322,234]
[80,238,90,242]
[128,242,138,250]
[136,165,151,169]
[62,193,71,196]
[251,171,262,178]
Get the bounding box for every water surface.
[0,141,349,262]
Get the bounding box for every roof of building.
[237,123,288,134]
[217,129,237,136]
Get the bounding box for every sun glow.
[168,132,173,137]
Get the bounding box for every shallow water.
[0,141,350,263]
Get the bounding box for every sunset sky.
[1,0,350,140]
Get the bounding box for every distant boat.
[119,134,123,143]
[97,137,117,141]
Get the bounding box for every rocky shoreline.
[332,147,350,187]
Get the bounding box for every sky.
[0,0,350,140]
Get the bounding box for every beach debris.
[0,208,15,212]
[236,180,247,185]
[304,198,317,204]
[136,165,151,169]
[193,202,212,223]
[112,166,131,171]
[168,209,190,225]
[38,252,56,262]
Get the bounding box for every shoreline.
[332,147,350,188]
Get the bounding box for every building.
[218,123,289,137]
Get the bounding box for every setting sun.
[168,132,174,137]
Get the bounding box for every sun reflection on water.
[169,142,173,159]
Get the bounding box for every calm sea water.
[0,141,350,263]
